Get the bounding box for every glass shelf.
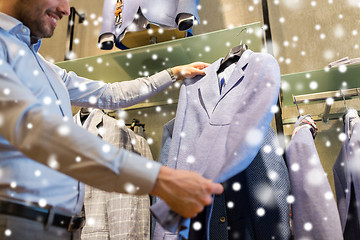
[56,22,264,109]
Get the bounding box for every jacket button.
[219,217,226,223]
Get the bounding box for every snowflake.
[87,217,95,226]
[75,156,81,163]
[309,81,318,90]
[98,127,106,136]
[286,195,295,204]
[256,207,266,217]
[280,81,290,91]
[325,97,334,106]
[291,163,300,172]
[192,221,202,231]
[38,198,47,207]
[43,96,52,105]
[324,191,334,200]
[232,182,241,191]
[339,65,347,73]
[338,133,347,142]
[88,96,97,104]
[268,171,279,181]
[48,155,60,169]
[227,201,235,208]
[186,155,196,164]
[263,144,272,153]
[102,144,111,153]
[246,128,263,146]
[276,147,284,156]
[306,168,325,186]
[4,229,11,237]
[58,125,70,136]
[34,170,41,177]
[10,182,17,188]
[147,138,154,145]
[304,222,313,231]
[146,162,153,169]
[124,182,136,194]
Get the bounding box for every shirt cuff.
[118,151,162,194]
[150,69,175,86]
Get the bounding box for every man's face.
[13,0,70,38]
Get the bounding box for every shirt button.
[22,28,27,33]
[219,216,226,223]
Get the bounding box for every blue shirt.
[0,13,172,214]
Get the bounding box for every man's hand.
[150,166,224,218]
[171,62,209,81]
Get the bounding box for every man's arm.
[151,166,223,218]
[48,59,209,109]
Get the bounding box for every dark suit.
[195,127,291,240]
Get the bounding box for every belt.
[0,200,85,231]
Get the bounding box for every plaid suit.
[74,109,151,240]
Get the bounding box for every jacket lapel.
[198,50,252,117]
[198,59,222,118]
[219,49,252,99]
[86,109,104,136]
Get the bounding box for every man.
[0,0,223,239]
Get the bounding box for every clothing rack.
[283,87,360,124]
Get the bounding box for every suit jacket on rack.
[286,120,343,240]
[74,109,151,240]
[334,112,360,239]
[100,0,200,43]
[151,49,281,239]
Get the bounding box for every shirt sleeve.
[47,60,174,109]
[0,54,162,195]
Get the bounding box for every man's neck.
[31,35,40,45]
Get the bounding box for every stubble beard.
[14,0,55,39]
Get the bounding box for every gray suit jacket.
[74,109,151,240]
[286,121,343,240]
[100,0,199,42]
[151,50,281,238]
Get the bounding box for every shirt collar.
[0,12,23,32]
[0,12,42,52]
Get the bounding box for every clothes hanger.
[102,109,118,119]
[217,28,249,74]
[340,89,348,112]
[80,107,92,124]
[293,95,301,119]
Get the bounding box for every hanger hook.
[293,95,301,118]
[340,89,348,112]
[237,28,248,45]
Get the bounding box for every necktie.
[219,77,225,94]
